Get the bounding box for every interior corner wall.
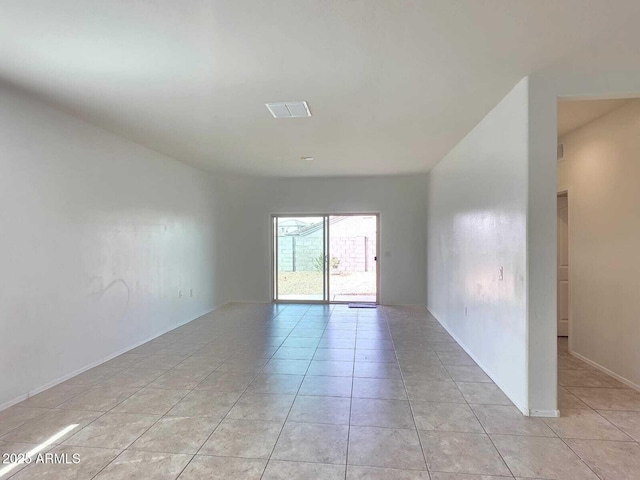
[224,175,427,306]
[526,77,559,416]
[425,78,530,413]
[0,83,232,409]
[427,72,640,417]
[558,99,640,390]
[525,72,640,417]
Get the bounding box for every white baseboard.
[530,409,560,418]
[569,349,640,392]
[0,303,228,412]
[427,308,532,416]
[427,308,534,416]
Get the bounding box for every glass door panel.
[327,215,378,303]
[274,216,328,301]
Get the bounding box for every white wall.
[426,72,640,417]
[558,99,640,389]
[0,83,231,408]
[525,72,640,416]
[6,66,639,415]
[426,78,531,413]
[0,82,427,410]
[225,175,427,305]
[525,76,559,416]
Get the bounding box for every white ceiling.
[2,1,640,177]
[558,99,631,137]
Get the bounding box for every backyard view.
[275,215,377,302]
[278,271,376,301]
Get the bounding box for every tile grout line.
[83,319,241,479]
[197,305,311,479]
[559,434,630,480]
[88,304,302,479]
[386,309,433,477]
[552,357,630,480]
[6,306,312,478]
[3,358,181,478]
[8,306,640,479]
[87,313,272,479]
[467,395,517,479]
[169,308,308,479]
[428,314,516,478]
[0,386,143,480]
[259,304,332,479]
[175,337,278,478]
[342,307,359,479]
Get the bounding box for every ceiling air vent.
[557,142,564,161]
[266,101,311,118]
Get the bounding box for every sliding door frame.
[271,212,380,304]
[272,214,328,304]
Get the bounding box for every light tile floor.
[2,304,640,479]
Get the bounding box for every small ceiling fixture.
[266,101,311,118]
[301,156,314,161]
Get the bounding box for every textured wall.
[224,175,427,305]
[0,83,232,408]
[558,99,640,389]
[426,79,530,413]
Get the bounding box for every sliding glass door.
[273,214,379,303]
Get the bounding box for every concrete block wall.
[277,235,323,272]
[277,234,376,273]
[330,236,376,272]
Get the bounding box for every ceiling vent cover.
[266,101,311,118]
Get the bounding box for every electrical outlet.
[499,266,504,281]
[179,290,182,298]
[190,289,193,297]
[465,306,468,316]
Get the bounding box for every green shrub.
[313,254,340,272]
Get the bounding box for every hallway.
[1,304,640,479]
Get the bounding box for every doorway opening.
[272,214,379,303]
[556,97,640,414]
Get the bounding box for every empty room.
[2,1,640,479]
